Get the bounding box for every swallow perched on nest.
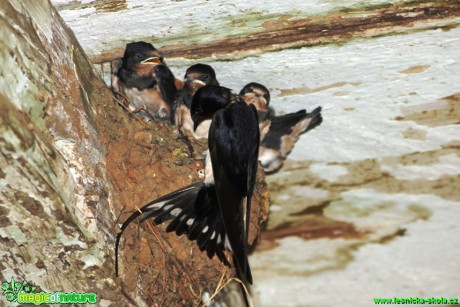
[111,41,177,122]
[116,85,259,287]
[239,82,323,173]
[175,63,220,138]
[190,84,238,140]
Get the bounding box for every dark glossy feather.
[208,99,259,284]
[115,182,231,276]
[155,64,176,108]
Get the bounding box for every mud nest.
[92,84,270,305]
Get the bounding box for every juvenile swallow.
[111,41,177,122]
[116,85,259,287]
[239,82,323,173]
[174,64,220,137]
[259,107,322,173]
[239,82,272,140]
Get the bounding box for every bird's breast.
[193,119,212,139]
[124,86,171,119]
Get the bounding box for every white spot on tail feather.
[170,208,181,216]
[187,219,194,226]
[202,226,209,233]
[146,201,167,210]
[224,235,232,252]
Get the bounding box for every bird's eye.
[134,53,143,61]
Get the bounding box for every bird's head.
[184,63,220,95]
[122,41,165,75]
[191,85,235,130]
[239,82,271,112]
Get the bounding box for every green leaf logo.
[1,277,37,302]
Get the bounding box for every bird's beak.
[185,78,206,86]
[192,79,206,86]
[141,57,162,65]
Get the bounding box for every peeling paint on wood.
[52,1,460,63]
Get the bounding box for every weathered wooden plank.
[54,0,460,63]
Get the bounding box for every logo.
[1,277,97,305]
[1,277,36,302]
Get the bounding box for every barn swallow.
[240,82,323,173]
[111,41,177,122]
[239,82,270,113]
[190,85,238,139]
[259,107,322,173]
[174,64,220,137]
[239,82,273,140]
[116,85,259,288]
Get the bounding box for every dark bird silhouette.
[116,85,259,287]
[111,41,177,122]
[239,82,323,173]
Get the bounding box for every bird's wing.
[154,64,177,107]
[260,107,322,173]
[265,107,323,148]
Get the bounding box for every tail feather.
[196,215,220,250]
[216,246,231,267]
[188,217,208,241]
[304,106,323,133]
[115,182,232,276]
[205,229,219,258]
[174,208,196,236]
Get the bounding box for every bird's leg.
[178,128,195,158]
[111,90,130,108]
[131,105,157,120]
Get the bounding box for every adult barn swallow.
[240,82,323,173]
[175,64,220,137]
[111,41,177,122]
[116,85,259,286]
[190,85,238,139]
